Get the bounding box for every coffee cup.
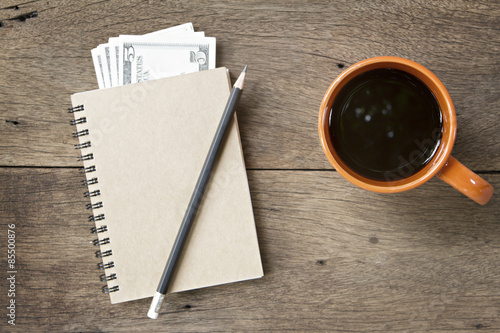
[318,56,493,205]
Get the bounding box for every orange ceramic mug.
[318,56,493,205]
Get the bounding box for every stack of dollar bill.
[91,23,216,89]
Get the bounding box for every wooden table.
[1,1,499,331]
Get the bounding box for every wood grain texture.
[0,0,499,332]
[0,168,499,332]
[0,0,498,170]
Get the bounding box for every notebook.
[70,67,263,304]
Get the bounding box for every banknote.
[117,36,216,85]
[107,37,120,87]
[102,44,113,88]
[113,31,205,86]
[97,23,196,88]
[92,44,113,88]
[107,37,121,87]
[91,48,106,89]
[111,23,200,86]
[91,23,202,88]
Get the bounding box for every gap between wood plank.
[0,165,499,174]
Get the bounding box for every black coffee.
[329,68,442,181]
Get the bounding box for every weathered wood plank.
[0,0,499,169]
[0,168,498,332]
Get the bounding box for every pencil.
[147,66,247,319]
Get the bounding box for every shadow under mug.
[318,56,493,205]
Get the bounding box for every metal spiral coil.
[84,189,101,198]
[88,213,105,222]
[86,201,103,210]
[93,238,110,246]
[80,165,96,174]
[70,117,87,125]
[100,273,117,282]
[72,129,89,138]
[91,225,108,234]
[97,261,114,270]
[70,103,119,295]
[102,285,119,294]
[78,153,94,161]
[96,249,113,258]
[68,105,84,113]
[82,177,98,186]
[75,141,91,149]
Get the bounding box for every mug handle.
[437,156,493,205]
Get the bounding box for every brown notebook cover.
[71,67,263,304]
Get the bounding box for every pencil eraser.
[147,308,159,320]
[147,291,165,319]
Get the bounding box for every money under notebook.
[91,22,215,89]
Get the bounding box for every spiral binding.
[91,225,108,234]
[70,117,87,125]
[83,177,98,186]
[81,165,96,174]
[78,153,94,161]
[98,261,114,270]
[84,189,101,198]
[100,273,117,281]
[68,105,84,113]
[75,141,91,149]
[70,104,118,294]
[88,213,105,222]
[73,129,89,138]
[86,201,103,210]
[102,286,119,294]
[96,249,113,258]
[93,237,110,246]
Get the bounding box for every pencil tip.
[234,65,247,89]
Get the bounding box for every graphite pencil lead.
[234,66,247,90]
